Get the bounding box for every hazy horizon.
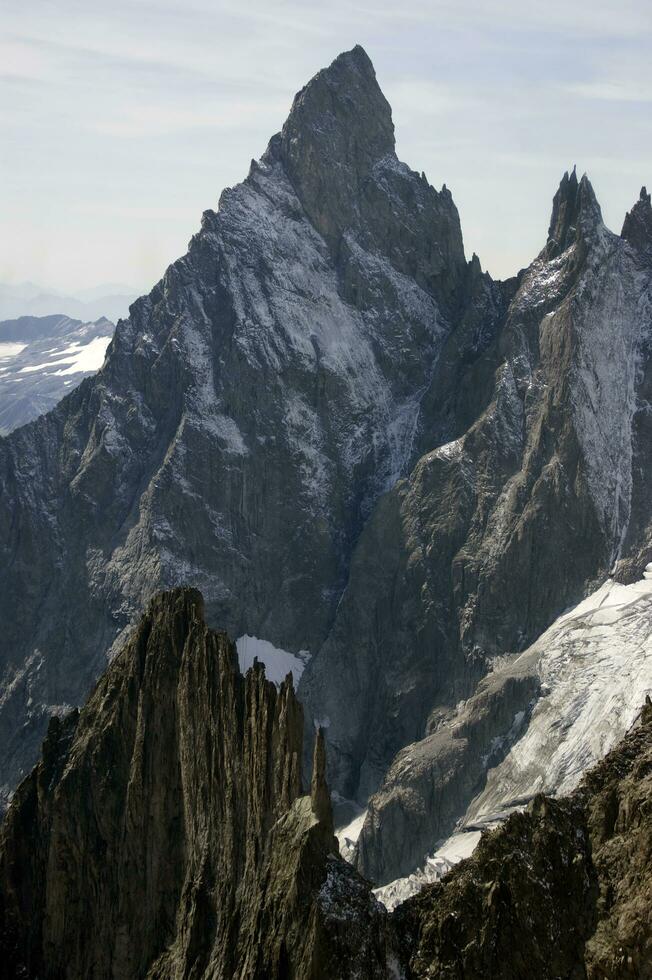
[2,0,651,295]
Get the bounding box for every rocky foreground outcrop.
[1,590,652,978]
[0,590,390,979]
[396,697,652,979]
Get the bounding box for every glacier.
[374,568,652,909]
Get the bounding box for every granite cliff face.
[1,44,652,899]
[336,167,652,882]
[0,589,390,979]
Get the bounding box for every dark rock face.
[622,186,652,260]
[395,700,652,978]
[545,165,603,258]
[278,46,466,309]
[0,589,389,979]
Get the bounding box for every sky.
[2,0,652,295]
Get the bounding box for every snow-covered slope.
[0,315,114,433]
[374,569,652,908]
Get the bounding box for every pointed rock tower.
[622,185,652,258]
[0,589,390,978]
[545,166,603,258]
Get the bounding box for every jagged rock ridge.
[0,589,390,979]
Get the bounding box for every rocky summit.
[1,591,651,978]
[1,42,652,928]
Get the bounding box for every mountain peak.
[546,168,603,259]
[621,185,652,256]
[275,46,395,250]
[281,45,394,161]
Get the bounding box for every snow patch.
[465,574,652,822]
[374,830,483,911]
[335,805,368,863]
[51,335,113,375]
[17,335,112,375]
[236,634,310,687]
[0,343,27,360]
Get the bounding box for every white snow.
[375,570,652,910]
[465,574,652,821]
[236,634,310,687]
[17,335,112,375]
[428,437,463,462]
[0,342,27,360]
[374,829,483,911]
[335,806,367,863]
[51,335,112,375]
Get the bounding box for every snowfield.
[0,318,114,433]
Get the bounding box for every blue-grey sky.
[2,0,651,294]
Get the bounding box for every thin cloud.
[568,81,652,103]
[92,99,289,138]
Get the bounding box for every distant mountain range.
[0,314,115,434]
[0,281,136,323]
